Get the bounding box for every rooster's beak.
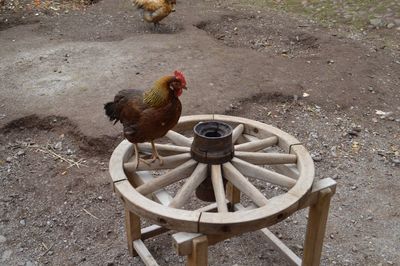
[183,86,187,90]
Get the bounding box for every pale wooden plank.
[124,153,191,172]
[141,225,169,241]
[235,204,301,266]
[226,182,241,210]
[187,235,208,266]
[133,239,159,266]
[232,157,296,188]
[169,163,208,208]
[211,165,228,213]
[165,130,192,147]
[232,124,245,144]
[222,162,269,207]
[235,151,297,165]
[234,136,278,152]
[302,188,333,266]
[137,143,190,156]
[125,208,141,257]
[135,160,197,196]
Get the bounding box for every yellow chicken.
[132,0,176,27]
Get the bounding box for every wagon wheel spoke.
[234,151,297,165]
[135,160,197,196]
[231,124,245,144]
[210,164,229,212]
[124,153,192,172]
[165,130,193,147]
[137,143,190,156]
[168,163,208,208]
[234,136,278,152]
[222,162,269,207]
[231,157,296,188]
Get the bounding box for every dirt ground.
[1,0,399,265]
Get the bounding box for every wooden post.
[187,235,208,266]
[226,182,240,211]
[302,188,333,266]
[124,207,141,256]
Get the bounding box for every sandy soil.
[0,0,399,265]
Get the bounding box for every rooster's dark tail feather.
[104,102,119,124]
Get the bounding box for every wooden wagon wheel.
[110,114,315,236]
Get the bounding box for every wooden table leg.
[187,235,208,266]
[125,207,141,256]
[302,188,333,266]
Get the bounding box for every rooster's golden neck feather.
[143,76,175,107]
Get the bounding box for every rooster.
[104,71,187,167]
[132,0,176,27]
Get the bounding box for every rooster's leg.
[132,143,140,169]
[150,140,163,165]
[139,141,164,166]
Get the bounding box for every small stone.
[391,157,400,164]
[0,235,6,243]
[352,246,358,252]
[387,261,394,265]
[311,153,323,162]
[277,233,283,239]
[387,23,395,29]
[6,157,12,163]
[17,150,25,156]
[2,250,12,261]
[327,59,335,64]
[48,251,54,256]
[329,233,334,239]
[369,18,382,27]
[66,149,73,155]
[294,244,303,250]
[351,185,357,190]
[20,219,26,226]
[54,142,62,150]
[25,261,35,266]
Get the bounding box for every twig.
[38,243,54,258]
[82,208,100,220]
[32,146,87,168]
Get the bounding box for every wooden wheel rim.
[110,114,315,235]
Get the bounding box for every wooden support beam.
[187,235,208,266]
[302,188,333,266]
[133,239,159,266]
[226,182,240,211]
[141,225,169,241]
[125,208,141,257]
[235,204,301,266]
[165,130,192,147]
[211,165,228,213]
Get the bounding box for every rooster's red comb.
[174,71,186,86]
